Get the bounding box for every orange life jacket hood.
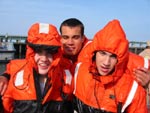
[25,23,61,70]
[90,19,129,84]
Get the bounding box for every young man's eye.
[99,51,106,55]
[61,36,68,39]
[73,35,81,39]
[110,54,117,59]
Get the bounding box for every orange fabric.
[128,52,147,71]
[74,20,147,112]
[27,23,61,46]
[45,57,74,102]
[77,39,92,63]
[74,63,147,112]
[26,23,61,59]
[2,57,74,112]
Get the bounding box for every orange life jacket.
[74,62,147,113]
[74,19,148,113]
[2,58,74,113]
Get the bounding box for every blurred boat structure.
[0,41,15,61]
[0,38,16,75]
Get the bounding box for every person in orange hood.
[1,23,74,113]
[0,18,149,112]
[74,19,147,113]
[59,18,150,89]
[0,18,150,94]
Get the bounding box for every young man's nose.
[104,56,111,65]
[41,55,48,61]
[67,38,74,44]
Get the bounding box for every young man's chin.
[38,69,49,75]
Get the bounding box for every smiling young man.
[1,23,74,113]
[59,18,90,64]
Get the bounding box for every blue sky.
[0,0,150,42]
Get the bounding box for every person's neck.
[39,74,47,83]
[63,54,78,64]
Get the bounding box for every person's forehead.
[61,26,81,33]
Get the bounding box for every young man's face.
[34,50,53,75]
[95,51,117,76]
[60,26,84,56]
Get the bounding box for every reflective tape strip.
[121,80,138,112]
[64,69,72,85]
[73,62,82,94]
[39,23,49,34]
[83,40,92,48]
[15,70,24,86]
[144,58,149,69]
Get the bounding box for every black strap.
[33,68,42,111]
[117,102,122,113]
[0,95,3,113]
[43,77,52,97]
[76,97,113,113]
